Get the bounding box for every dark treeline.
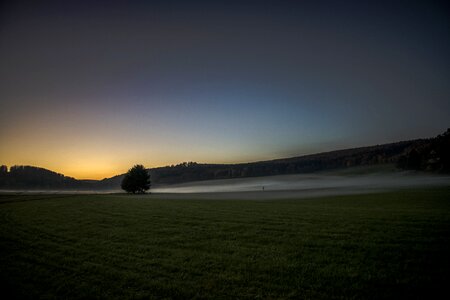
[396,129,450,172]
[148,140,415,185]
[0,165,83,190]
[1,129,449,190]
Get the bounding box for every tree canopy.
[121,165,151,194]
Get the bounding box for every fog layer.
[150,172,450,199]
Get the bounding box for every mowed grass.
[1,188,450,299]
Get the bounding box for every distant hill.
[0,165,86,190]
[1,129,449,191]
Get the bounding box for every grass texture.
[1,188,449,299]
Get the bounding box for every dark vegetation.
[1,188,449,299]
[396,129,450,172]
[0,165,84,190]
[148,141,412,184]
[1,129,449,190]
[121,164,151,194]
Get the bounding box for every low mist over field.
[152,171,450,196]
[3,169,449,200]
[1,1,450,298]
[1,130,449,193]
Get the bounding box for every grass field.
[1,188,450,299]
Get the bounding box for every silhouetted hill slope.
[1,129,449,190]
[88,131,449,189]
[397,129,450,172]
[0,165,84,190]
[144,140,417,185]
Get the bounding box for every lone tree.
[121,164,151,194]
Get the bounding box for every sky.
[1,0,449,179]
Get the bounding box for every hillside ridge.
[1,129,448,190]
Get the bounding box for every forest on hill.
[1,129,449,191]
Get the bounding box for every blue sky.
[1,0,449,178]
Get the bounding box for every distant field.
[151,169,450,195]
[1,188,450,299]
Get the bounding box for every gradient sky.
[1,0,449,179]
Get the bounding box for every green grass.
[1,188,450,299]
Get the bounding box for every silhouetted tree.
[121,164,151,194]
[396,129,450,173]
[406,149,421,170]
[0,165,7,174]
[0,165,7,187]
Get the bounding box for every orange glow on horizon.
[0,109,307,180]
[0,147,278,180]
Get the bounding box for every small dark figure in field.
[121,164,151,194]
[262,186,265,191]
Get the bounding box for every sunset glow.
[1,1,449,179]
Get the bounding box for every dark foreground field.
[1,188,450,299]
